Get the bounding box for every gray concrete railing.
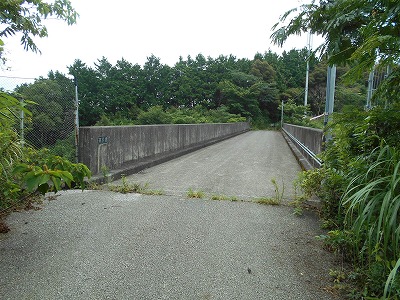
[79,122,250,178]
[282,123,323,170]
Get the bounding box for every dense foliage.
[13,49,359,130]
[304,108,400,299]
[273,0,400,298]
[0,0,77,62]
[0,92,91,211]
[0,1,90,213]
[68,54,282,127]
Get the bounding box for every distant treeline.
[14,49,367,130]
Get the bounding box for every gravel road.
[0,130,341,299]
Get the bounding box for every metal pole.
[324,65,336,142]
[74,76,79,163]
[281,100,284,128]
[20,98,24,148]
[366,68,374,109]
[384,65,392,108]
[304,60,310,107]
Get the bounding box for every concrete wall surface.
[282,123,324,170]
[79,122,250,176]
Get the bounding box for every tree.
[142,55,172,108]
[0,0,78,62]
[15,77,73,148]
[0,0,92,208]
[271,0,400,84]
[272,1,400,297]
[68,59,103,126]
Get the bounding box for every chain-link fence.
[0,75,78,162]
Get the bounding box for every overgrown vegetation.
[0,94,91,221]
[254,197,280,206]
[107,175,164,195]
[0,0,90,223]
[296,107,400,298]
[273,1,400,298]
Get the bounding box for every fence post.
[20,98,24,148]
[74,76,79,163]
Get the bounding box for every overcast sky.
[0,0,317,90]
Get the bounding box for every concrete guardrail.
[282,123,324,170]
[79,122,250,180]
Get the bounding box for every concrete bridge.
[114,130,303,201]
[0,125,338,300]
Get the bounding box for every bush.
[137,106,172,124]
[298,104,400,298]
[49,133,75,162]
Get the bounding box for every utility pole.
[304,32,312,107]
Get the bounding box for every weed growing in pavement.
[141,189,164,196]
[108,175,164,195]
[253,197,280,205]
[87,181,103,190]
[289,178,308,216]
[187,188,205,199]
[254,178,285,206]
[271,177,284,204]
[211,194,239,201]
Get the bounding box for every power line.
[0,75,35,80]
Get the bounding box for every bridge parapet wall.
[282,123,323,170]
[79,122,250,177]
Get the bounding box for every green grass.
[253,197,280,206]
[186,188,205,199]
[108,175,164,195]
[341,145,400,298]
[210,194,239,201]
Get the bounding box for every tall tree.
[15,77,72,148]
[143,55,172,108]
[68,59,102,126]
[0,0,77,62]
[271,0,400,95]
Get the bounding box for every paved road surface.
[0,131,340,299]
[117,131,301,201]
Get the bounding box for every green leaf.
[51,176,61,192]
[37,174,51,187]
[13,163,32,174]
[24,171,42,192]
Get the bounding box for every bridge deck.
[119,130,302,201]
[0,131,341,300]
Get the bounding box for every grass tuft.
[187,188,205,199]
[108,175,164,195]
[211,194,239,201]
[253,197,280,206]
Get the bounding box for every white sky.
[0,0,319,90]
